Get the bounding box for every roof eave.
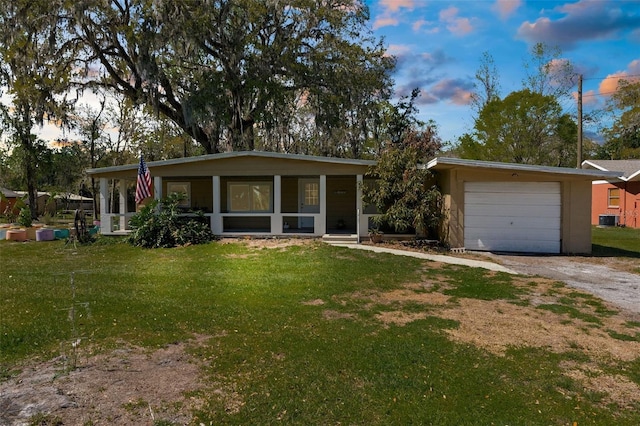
[427,157,623,180]
[86,151,376,176]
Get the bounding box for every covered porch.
[88,152,377,240]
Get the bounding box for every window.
[608,187,620,207]
[304,182,319,206]
[167,182,191,208]
[228,182,272,212]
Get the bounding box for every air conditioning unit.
[598,214,619,227]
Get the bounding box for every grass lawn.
[592,225,640,255]
[1,237,640,425]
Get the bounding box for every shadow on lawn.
[591,244,640,259]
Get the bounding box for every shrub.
[17,207,33,228]
[128,193,214,248]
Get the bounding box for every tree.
[470,52,501,114]
[523,43,576,100]
[597,79,640,159]
[62,0,392,155]
[458,89,576,165]
[363,92,443,237]
[0,0,76,218]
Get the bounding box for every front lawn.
[1,238,639,425]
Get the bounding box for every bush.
[128,193,214,248]
[17,207,33,228]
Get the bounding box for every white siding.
[464,182,561,253]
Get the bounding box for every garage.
[464,181,561,253]
[427,157,621,254]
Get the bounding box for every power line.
[582,73,640,81]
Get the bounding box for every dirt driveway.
[480,253,640,315]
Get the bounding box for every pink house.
[582,160,640,228]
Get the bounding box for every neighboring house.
[86,152,620,254]
[0,187,19,216]
[14,191,51,215]
[427,158,620,254]
[8,191,93,216]
[582,159,640,229]
[86,151,376,238]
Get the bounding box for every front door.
[298,178,319,229]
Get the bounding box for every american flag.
[135,155,152,204]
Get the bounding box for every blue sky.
[364,0,640,144]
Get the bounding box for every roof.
[12,191,92,201]
[426,157,623,180]
[581,159,640,181]
[86,151,376,175]
[1,187,19,198]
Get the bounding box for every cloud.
[598,59,640,95]
[400,78,474,105]
[412,19,439,34]
[493,0,522,20]
[429,79,475,105]
[517,0,640,49]
[438,6,474,36]
[420,49,454,71]
[373,15,399,29]
[374,0,415,29]
[379,0,415,13]
[573,89,599,107]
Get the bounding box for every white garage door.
[464,181,561,253]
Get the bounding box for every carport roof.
[425,157,623,180]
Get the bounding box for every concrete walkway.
[333,244,518,274]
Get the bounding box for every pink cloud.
[598,59,640,95]
[572,90,599,106]
[439,6,474,36]
[373,16,399,29]
[493,0,522,20]
[447,17,473,36]
[439,6,459,22]
[380,0,415,13]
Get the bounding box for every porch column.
[356,174,364,241]
[212,176,222,234]
[272,175,281,234]
[154,176,162,200]
[318,175,327,235]
[99,178,109,234]
[119,180,127,231]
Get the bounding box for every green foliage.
[458,89,578,166]
[128,194,214,248]
[17,207,32,227]
[597,79,640,160]
[55,0,393,155]
[363,91,443,236]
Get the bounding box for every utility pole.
[577,74,583,169]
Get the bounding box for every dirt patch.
[326,275,640,408]
[0,337,209,426]
[220,237,313,250]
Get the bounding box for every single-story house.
[426,157,621,254]
[581,159,640,229]
[86,152,621,254]
[86,151,376,238]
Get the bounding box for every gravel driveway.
[480,253,640,315]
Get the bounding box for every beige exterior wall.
[435,168,594,254]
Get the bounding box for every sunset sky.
[365,0,640,143]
